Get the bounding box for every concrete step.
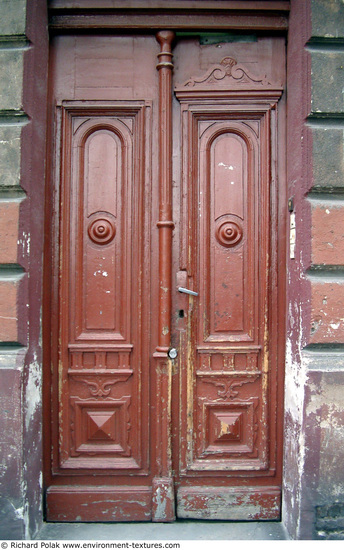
[36,521,287,541]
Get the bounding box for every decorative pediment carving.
[177,56,274,90]
[184,57,270,87]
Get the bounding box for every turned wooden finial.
[156,31,175,69]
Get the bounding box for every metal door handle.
[178,287,198,296]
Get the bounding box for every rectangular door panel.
[46,487,152,522]
[175,101,275,475]
[58,102,151,473]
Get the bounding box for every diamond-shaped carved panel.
[211,410,243,443]
[87,410,117,442]
[71,397,131,457]
[197,399,259,459]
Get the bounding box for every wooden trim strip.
[49,1,290,11]
[49,14,289,32]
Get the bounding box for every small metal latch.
[178,287,199,296]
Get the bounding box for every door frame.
[40,0,294,528]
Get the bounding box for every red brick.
[312,205,344,265]
[310,282,344,343]
[0,202,19,263]
[0,280,19,341]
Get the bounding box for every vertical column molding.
[152,30,175,523]
[155,30,175,353]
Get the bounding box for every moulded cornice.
[48,0,290,32]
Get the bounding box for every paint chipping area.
[177,487,280,521]
[305,371,344,539]
[310,282,344,343]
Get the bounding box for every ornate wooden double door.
[44,31,286,522]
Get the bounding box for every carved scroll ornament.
[203,374,260,400]
[182,57,271,88]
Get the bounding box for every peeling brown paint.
[177,487,281,520]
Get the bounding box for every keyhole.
[179,309,184,319]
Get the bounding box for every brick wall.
[0,0,29,538]
[283,0,344,540]
[306,0,344,539]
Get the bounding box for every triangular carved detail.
[180,57,271,88]
[87,411,116,441]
